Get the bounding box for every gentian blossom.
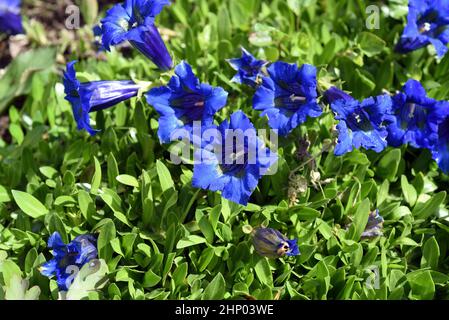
[100,0,173,71]
[324,87,392,156]
[361,209,384,239]
[192,111,278,206]
[63,61,144,135]
[227,47,268,88]
[430,111,449,173]
[253,61,322,136]
[40,232,97,291]
[387,79,449,149]
[146,61,228,144]
[0,0,24,35]
[252,227,300,259]
[396,0,449,57]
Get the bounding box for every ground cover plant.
[1,0,449,300]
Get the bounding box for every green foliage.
[1,0,449,300]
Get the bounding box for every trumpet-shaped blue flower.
[324,87,392,156]
[227,47,268,88]
[361,209,384,239]
[40,232,97,291]
[100,0,173,71]
[253,61,322,136]
[0,0,23,35]
[252,227,300,259]
[192,111,278,206]
[396,0,449,57]
[146,61,228,144]
[387,79,449,149]
[63,61,143,135]
[431,114,449,173]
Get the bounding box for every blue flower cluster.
[324,81,449,173]
[227,47,449,173]
[0,0,23,35]
[227,49,323,137]
[57,0,449,269]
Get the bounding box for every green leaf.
[0,47,56,113]
[0,260,22,287]
[202,273,226,300]
[347,199,370,241]
[156,160,174,192]
[65,259,109,300]
[401,175,417,207]
[217,5,232,41]
[3,275,41,300]
[254,258,273,287]
[357,32,386,57]
[377,149,401,181]
[116,174,139,188]
[176,236,206,249]
[12,190,49,218]
[413,191,446,219]
[80,0,98,25]
[407,270,435,300]
[421,236,440,270]
[0,185,11,203]
[91,157,102,195]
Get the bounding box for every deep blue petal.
[147,61,228,144]
[63,61,140,135]
[396,0,449,57]
[253,62,320,136]
[100,0,172,70]
[227,47,267,87]
[331,95,389,155]
[387,79,449,148]
[323,87,354,105]
[0,0,23,35]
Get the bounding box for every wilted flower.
[192,111,278,206]
[63,61,144,135]
[40,232,97,291]
[253,61,322,136]
[324,87,392,156]
[361,209,384,239]
[252,227,300,259]
[226,47,268,88]
[100,0,173,71]
[387,79,449,149]
[396,0,449,57]
[0,0,24,35]
[146,61,228,144]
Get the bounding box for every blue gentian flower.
[361,209,384,239]
[63,61,144,135]
[252,227,300,259]
[387,79,449,149]
[227,47,268,88]
[40,232,98,291]
[0,0,24,35]
[253,61,322,136]
[396,0,449,57]
[324,87,392,156]
[146,61,228,144]
[192,111,278,206]
[430,112,449,173]
[100,0,173,71]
